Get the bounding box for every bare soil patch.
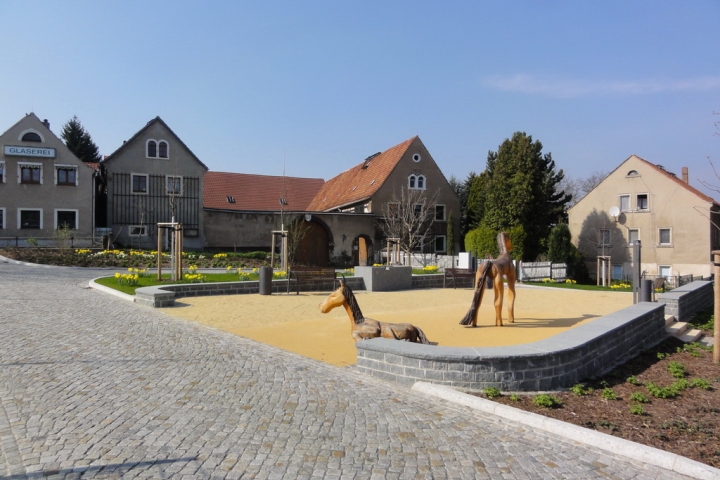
[475,338,720,468]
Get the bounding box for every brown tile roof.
[306,136,416,211]
[632,155,719,206]
[204,171,325,212]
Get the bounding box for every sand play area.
[161,285,633,367]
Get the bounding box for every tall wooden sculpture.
[459,232,516,327]
[319,281,432,344]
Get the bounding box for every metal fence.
[518,262,567,282]
[632,273,709,290]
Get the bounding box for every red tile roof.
[204,171,325,212]
[306,137,416,211]
[633,155,719,206]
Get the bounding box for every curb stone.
[412,382,720,480]
[89,278,136,302]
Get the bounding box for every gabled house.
[307,136,461,263]
[101,117,208,249]
[0,113,95,246]
[568,155,720,282]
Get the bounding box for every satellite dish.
[609,206,620,221]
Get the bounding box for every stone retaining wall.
[135,277,365,308]
[411,274,444,289]
[657,280,713,322]
[355,302,667,391]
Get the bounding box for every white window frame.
[18,162,43,185]
[628,228,639,245]
[636,193,649,211]
[658,227,672,246]
[413,235,424,252]
[158,140,169,159]
[659,265,672,279]
[131,173,149,194]
[54,209,79,229]
[434,235,447,253]
[0,207,5,229]
[18,128,45,143]
[146,138,169,159]
[129,225,148,236]
[409,174,426,190]
[166,175,183,195]
[599,228,611,246]
[0,160,5,183]
[146,139,158,158]
[434,204,446,221]
[413,204,423,217]
[619,195,630,212]
[18,208,43,229]
[54,164,79,186]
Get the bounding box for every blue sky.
[1,1,719,198]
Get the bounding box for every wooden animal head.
[319,282,347,313]
[318,281,365,324]
[498,232,512,254]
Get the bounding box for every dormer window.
[408,174,426,190]
[147,139,169,158]
[227,196,235,203]
[22,132,42,142]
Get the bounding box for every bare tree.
[379,187,441,261]
[167,158,182,221]
[562,170,608,207]
[287,215,311,266]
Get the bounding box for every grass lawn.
[95,272,259,295]
[524,281,632,292]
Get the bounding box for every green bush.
[464,226,499,258]
[509,393,520,402]
[483,387,502,398]
[646,381,679,399]
[570,384,592,396]
[600,388,618,400]
[667,361,686,378]
[690,378,712,390]
[626,375,642,386]
[533,394,562,408]
[629,404,646,415]
[629,392,649,403]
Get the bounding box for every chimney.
[42,119,50,130]
[682,167,688,184]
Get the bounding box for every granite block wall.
[356,302,667,391]
[657,281,712,321]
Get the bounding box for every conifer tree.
[61,116,102,163]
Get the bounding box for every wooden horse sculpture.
[459,232,516,327]
[319,281,432,344]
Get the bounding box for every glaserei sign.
[3,145,56,158]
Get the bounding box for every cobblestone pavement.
[0,263,692,479]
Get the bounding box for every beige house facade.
[568,155,720,282]
[0,113,95,246]
[101,117,208,250]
